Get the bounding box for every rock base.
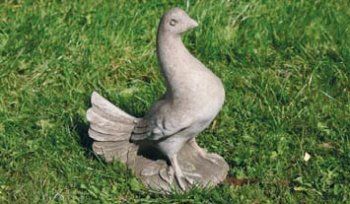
[94,140,229,193]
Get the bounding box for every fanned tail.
[86,91,138,162]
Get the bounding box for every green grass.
[0,0,349,203]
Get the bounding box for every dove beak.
[188,18,198,29]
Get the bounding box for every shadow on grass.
[71,114,95,158]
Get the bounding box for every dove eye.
[169,19,178,26]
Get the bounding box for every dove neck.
[157,32,193,96]
[157,32,188,58]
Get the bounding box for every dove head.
[159,8,198,36]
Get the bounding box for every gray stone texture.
[86,7,229,193]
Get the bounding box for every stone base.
[95,140,229,193]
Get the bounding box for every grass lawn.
[1,0,349,203]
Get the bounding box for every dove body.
[130,8,225,189]
[154,22,225,157]
[87,8,226,191]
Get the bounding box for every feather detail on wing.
[130,118,153,141]
[87,91,139,162]
[130,116,191,142]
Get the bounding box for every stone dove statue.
[87,7,228,192]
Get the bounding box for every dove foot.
[189,138,221,165]
[169,154,202,191]
[174,168,202,190]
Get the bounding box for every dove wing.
[131,117,190,141]
[130,102,191,141]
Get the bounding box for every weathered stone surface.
[92,135,228,193]
[86,7,229,193]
